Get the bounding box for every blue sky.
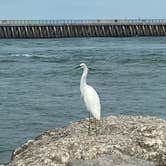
[0,0,165,19]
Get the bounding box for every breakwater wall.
[0,19,166,38]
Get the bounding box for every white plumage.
[79,63,101,121]
[82,85,101,120]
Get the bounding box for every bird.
[76,63,101,134]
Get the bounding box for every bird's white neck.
[80,66,88,93]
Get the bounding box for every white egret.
[76,63,101,134]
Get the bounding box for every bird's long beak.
[74,66,80,69]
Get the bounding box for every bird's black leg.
[95,118,97,135]
[88,112,91,135]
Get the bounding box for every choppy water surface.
[1,37,166,163]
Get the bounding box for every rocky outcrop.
[67,154,154,166]
[3,116,166,166]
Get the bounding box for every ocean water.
[1,37,166,163]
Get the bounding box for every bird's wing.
[83,85,101,120]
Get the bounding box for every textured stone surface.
[67,154,154,166]
[2,116,166,166]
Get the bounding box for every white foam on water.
[10,54,34,57]
[9,54,50,58]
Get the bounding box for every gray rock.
[3,116,166,166]
[67,154,154,166]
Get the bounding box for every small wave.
[0,54,56,63]
[0,59,17,63]
[10,54,47,58]
[7,54,59,61]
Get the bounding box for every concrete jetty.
[0,19,166,38]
